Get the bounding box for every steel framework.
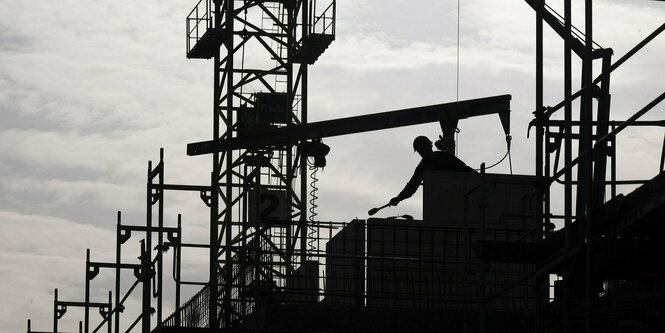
[527,1,665,332]
[185,0,336,327]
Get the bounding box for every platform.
[291,34,335,64]
[187,27,228,59]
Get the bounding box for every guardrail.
[186,0,213,56]
[310,0,335,35]
[162,284,210,328]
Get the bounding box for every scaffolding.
[526,0,665,331]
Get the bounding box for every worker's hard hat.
[413,136,432,152]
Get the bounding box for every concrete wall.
[366,218,465,309]
[285,261,319,304]
[423,171,538,230]
[365,171,539,312]
[325,219,365,305]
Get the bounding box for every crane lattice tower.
[186,0,335,327]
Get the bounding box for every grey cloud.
[0,26,34,53]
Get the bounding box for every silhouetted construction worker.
[389,136,476,206]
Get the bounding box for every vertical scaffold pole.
[535,0,548,331]
[299,0,310,265]
[583,0,594,331]
[222,0,235,326]
[209,0,221,328]
[53,289,58,333]
[143,159,152,333]
[157,149,164,326]
[85,249,90,333]
[563,0,572,332]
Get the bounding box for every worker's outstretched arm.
[390,164,423,206]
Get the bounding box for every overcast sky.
[1,0,663,332]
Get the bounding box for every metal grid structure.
[526,1,665,332]
[160,215,537,330]
[155,167,542,331]
[26,149,203,333]
[184,0,336,328]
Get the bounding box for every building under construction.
[26,0,665,332]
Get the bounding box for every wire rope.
[475,150,509,171]
[456,0,460,103]
[544,3,602,49]
[474,135,513,172]
[455,0,461,157]
[473,151,510,171]
[307,158,318,255]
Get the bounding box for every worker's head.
[413,136,433,155]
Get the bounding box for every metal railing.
[162,284,210,328]
[162,216,538,330]
[186,0,213,55]
[310,0,335,36]
[162,235,273,328]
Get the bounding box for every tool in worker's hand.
[368,203,390,216]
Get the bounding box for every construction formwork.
[364,219,534,312]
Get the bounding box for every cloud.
[321,33,457,72]
[0,211,115,331]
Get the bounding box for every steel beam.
[187,95,511,155]
[534,2,547,332]
[523,0,584,57]
[152,184,211,191]
[539,23,664,121]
